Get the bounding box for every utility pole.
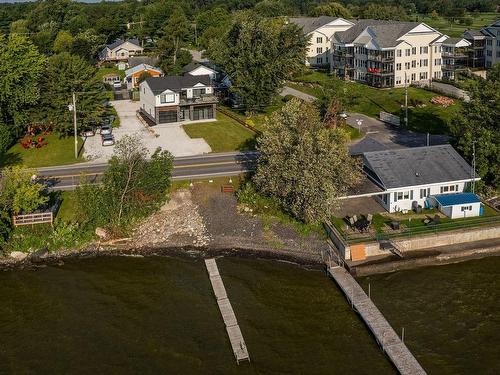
[72,92,78,159]
[404,72,408,128]
[472,141,476,194]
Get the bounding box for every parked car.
[339,112,348,119]
[100,125,112,135]
[101,133,115,146]
[113,81,122,89]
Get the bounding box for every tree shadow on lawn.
[407,108,450,135]
[0,151,22,168]
[237,136,258,151]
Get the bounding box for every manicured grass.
[290,72,462,134]
[0,134,84,168]
[96,66,126,81]
[220,96,287,133]
[183,113,257,152]
[57,191,79,222]
[419,13,498,38]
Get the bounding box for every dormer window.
[193,88,206,97]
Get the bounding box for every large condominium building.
[289,16,354,67]
[463,29,486,68]
[441,37,471,80]
[482,20,500,68]
[331,20,446,88]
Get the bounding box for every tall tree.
[208,12,307,113]
[38,52,106,134]
[450,65,500,188]
[252,99,360,223]
[160,6,190,66]
[0,34,46,132]
[53,30,74,53]
[360,4,409,20]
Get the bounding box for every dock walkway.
[328,266,426,375]
[205,258,250,364]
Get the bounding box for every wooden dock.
[328,266,426,375]
[205,258,250,364]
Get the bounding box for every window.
[420,46,428,54]
[461,205,473,212]
[395,191,412,201]
[193,88,206,97]
[316,57,323,64]
[160,93,175,103]
[420,59,428,67]
[434,58,441,65]
[412,47,417,55]
[397,50,402,57]
[396,63,401,71]
[317,47,323,54]
[487,50,492,56]
[497,40,500,47]
[405,62,410,69]
[411,73,416,81]
[411,60,416,68]
[405,49,411,56]
[420,72,428,80]
[487,40,492,46]
[395,77,402,85]
[316,37,322,43]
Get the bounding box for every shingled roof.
[106,38,141,50]
[289,16,338,34]
[334,20,421,48]
[363,145,477,189]
[144,75,211,94]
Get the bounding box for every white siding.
[139,81,157,119]
[447,203,481,219]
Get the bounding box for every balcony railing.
[367,55,394,62]
[442,64,468,71]
[333,50,353,57]
[179,94,218,106]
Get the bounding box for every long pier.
[328,265,426,375]
[205,258,250,364]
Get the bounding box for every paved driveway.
[83,100,211,163]
[280,86,450,154]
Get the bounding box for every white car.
[100,125,112,135]
[113,81,122,89]
[101,134,115,146]
[339,112,348,119]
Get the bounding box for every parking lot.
[83,100,211,162]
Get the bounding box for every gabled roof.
[334,20,437,48]
[128,56,160,68]
[442,37,471,47]
[434,193,481,206]
[106,38,141,50]
[144,75,211,94]
[182,62,216,74]
[289,16,351,34]
[463,29,486,39]
[125,63,162,77]
[363,145,477,190]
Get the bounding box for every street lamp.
[68,92,78,159]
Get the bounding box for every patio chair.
[349,217,355,227]
[353,215,358,223]
[366,214,373,224]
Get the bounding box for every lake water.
[0,254,498,374]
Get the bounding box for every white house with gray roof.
[482,20,500,68]
[99,39,144,62]
[289,16,354,67]
[362,145,480,213]
[332,20,446,88]
[139,75,217,125]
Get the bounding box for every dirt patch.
[131,189,211,248]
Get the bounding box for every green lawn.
[96,66,126,81]
[0,134,84,168]
[57,191,79,222]
[419,12,498,38]
[183,113,257,152]
[290,71,462,134]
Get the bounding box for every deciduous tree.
[310,2,352,18]
[0,34,46,131]
[450,64,500,188]
[208,12,307,113]
[253,99,360,223]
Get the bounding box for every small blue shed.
[433,193,482,219]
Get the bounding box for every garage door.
[158,110,177,123]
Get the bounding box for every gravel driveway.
[83,100,211,162]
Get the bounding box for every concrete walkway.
[280,86,317,103]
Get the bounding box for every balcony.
[442,51,468,58]
[366,68,394,76]
[179,94,218,106]
[367,55,394,62]
[333,50,353,58]
[442,64,468,71]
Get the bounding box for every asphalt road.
[37,151,259,191]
